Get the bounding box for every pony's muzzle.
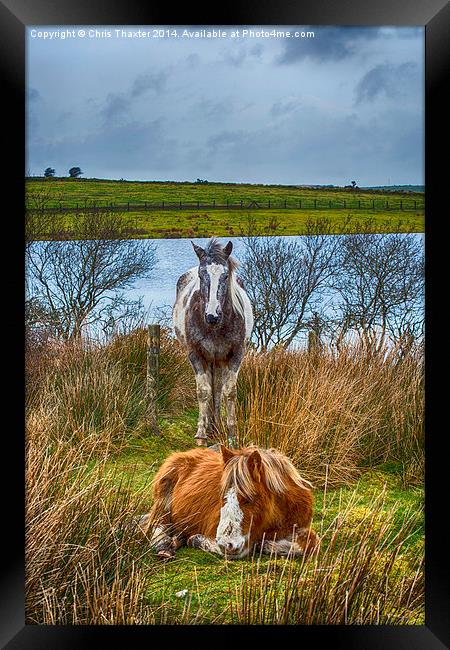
[218,540,246,558]
[205,313,221,325]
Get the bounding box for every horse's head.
[192,240,233,326]
[216,445,277,559]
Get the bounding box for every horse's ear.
[223,241,233,259]
[220,444,235,465]
[191,241,205,260]
[248,449,263,481]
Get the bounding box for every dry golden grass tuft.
[234,342,423,487]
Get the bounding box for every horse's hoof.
[157,550,175,561]
[187,534,203,549]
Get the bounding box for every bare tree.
[239,217,341,350]
[26,211,157,340]
[332,230,424,351]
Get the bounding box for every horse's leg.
[222,366,240,447]
[187,534,222,556]
[255,528,320,558]
[188,352,213,446]
[208,364,224,438]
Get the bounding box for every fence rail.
[26,197,425,214]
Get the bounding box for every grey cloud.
[27,87,41,103]
[355,62,420,104]
[100,92,131,124]
[207,130,246,148]
[220,43,264,67]
[278,27,383,63]
[131,70,169,98]
[28,118,180,176]
[193,97,234,120]
[270,98,301,117]
[185,53,200,68]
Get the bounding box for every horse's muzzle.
[205,313,221,325]
[218,541,248,559]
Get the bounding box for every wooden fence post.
[147,324,161,435]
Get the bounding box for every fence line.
[26,197,424,214]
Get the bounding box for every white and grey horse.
[173,239,253,446]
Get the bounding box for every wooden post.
[147,324,161,435]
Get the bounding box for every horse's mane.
[204,238,239,274]
[220,447,313,499]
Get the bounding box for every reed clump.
[235,342,424,487]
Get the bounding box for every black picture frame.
[1,0,447,647]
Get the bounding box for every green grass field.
[26,178,425,237]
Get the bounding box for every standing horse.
[173,239,253,446]
[139,445,320,560]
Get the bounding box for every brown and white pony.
[140,445,320,560]
[173,239,253,447]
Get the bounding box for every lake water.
[129,234,425,316]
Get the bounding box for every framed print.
[1,0,448,647]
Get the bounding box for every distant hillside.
[362,185,425,193]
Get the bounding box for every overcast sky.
[26,25,424,186]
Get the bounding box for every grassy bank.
[25,178,425,237]
[25,330,424,624]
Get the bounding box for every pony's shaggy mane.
[220,447,313,499]
[204,237,239,274]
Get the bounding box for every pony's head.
[191,239,236,326]
[216,445,313,559]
